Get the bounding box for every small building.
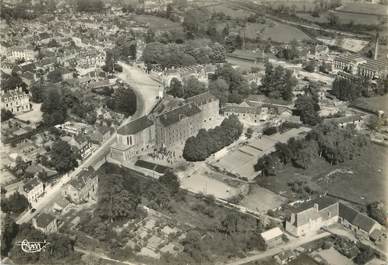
[260,227,284,249]
[223,101,269,124]
[33,213,58,234]
[0,87,31,114]
[20,177,44,205]
[63,169,98,204]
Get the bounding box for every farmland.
[244,21,311,43]
[297,11,383,26]
[132,15,183,31]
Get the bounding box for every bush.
[263,126,277,135]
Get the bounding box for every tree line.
[183,115,243,161]
[255,122,369,176]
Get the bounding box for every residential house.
[259,227,284,249]
[33,213,58,233]
[0,87,31,114]
[324,114,364,130]
[223,102,269,124]
[55,121,88,135]
[63,169,98,204]
[285,197,382,239]
[88,125,114,145]
[20,177,44,205]
[52,194,71,212]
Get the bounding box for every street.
[222,232,330,265]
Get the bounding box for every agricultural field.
[209,4,255,19]
[352,94,388,114]
[258,143,388,205]
[336,2,388,16]
[132,15,183,31]
[297,11,383,25]
[240,185,288,213]
[244,21,311,43]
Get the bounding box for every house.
[88,125,114,145]
[223,102,269,124]
[20,177,44,205]
[0,87,31,114]
[63,168,98,204]
[285,197,382,238]
[259,227,284,249]
[61,134,93,160]
[33,213,58,233]
[55,121,88,135]
[52,194,71,212]
[324,114,364,130]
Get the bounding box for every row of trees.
[106,86,137,117]
[167,76,207,99]
[183,115,243,161]
[255,122,369,176]
[143,40,225,69]
[259,62,297,101]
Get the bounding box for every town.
[0,0,387,265]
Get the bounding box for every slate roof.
[35,213,56,228]
[223,104,262,115]
[293,197,337,212]
[185,91,218,106]
[339,203,378,233]
[117,116,154,135]
[68,169,96,191]
[158,103,201,127]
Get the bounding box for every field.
[297,11,382,25]
[209,5,255,19]
[244,21,311,43]
[336,3,388,16]
[16,103,43,123]
[240,185,287,213]
[132,15,182,31]
[258,143,388,205]
[352,94,388,114]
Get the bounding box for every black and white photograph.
[0,0,387,264]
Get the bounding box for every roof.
[260,227,283,241]
[223,103,262,115]
[334,54,388,72]
[35,213,56,228]
[339,203,379,233]
[293,197,337,213]
[117,116,154,135]
[96,124,113,135]
[23,178,42,193]
[158,103,201,127]
[185,91,218,106]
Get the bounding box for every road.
[75,247,142,265]
[222,232,330,265]
[17,63,161,224]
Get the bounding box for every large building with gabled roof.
[110,91,220,162]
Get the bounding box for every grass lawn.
[352,94,388,114]
[258,143,387,205]
[245,21,311,43]
[289,254,320,265]
[132,15,182,31]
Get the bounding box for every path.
[75,247,143,265]
[222,232,330,265]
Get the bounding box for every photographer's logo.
[16,239,50,253]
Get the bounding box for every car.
[30,208,36,213]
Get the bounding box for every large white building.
[1,87,31,114]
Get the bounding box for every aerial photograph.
[0,0,387,264]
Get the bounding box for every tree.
[41,87,66,126]
[1,109,14,122]
[168,78,184,98]
[183,76,207,98]
[294,95,321,126]
[303,60,316,72]
[50,139,79,173]
[328,13,339,26]
[76,0,104,12]
[159,171,180,195]
[1,192,29,214]
[1,215,19,257]
[219,212,239,235]
[254,154,276,176]
[30,82,46,103]
[209,78,229,105]
[47,69,63,83]
[353,244,375,265]
[367,202,386,226]
[183,115,243,161]
[107,87,137,116]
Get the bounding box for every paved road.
[222,232,330,265]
